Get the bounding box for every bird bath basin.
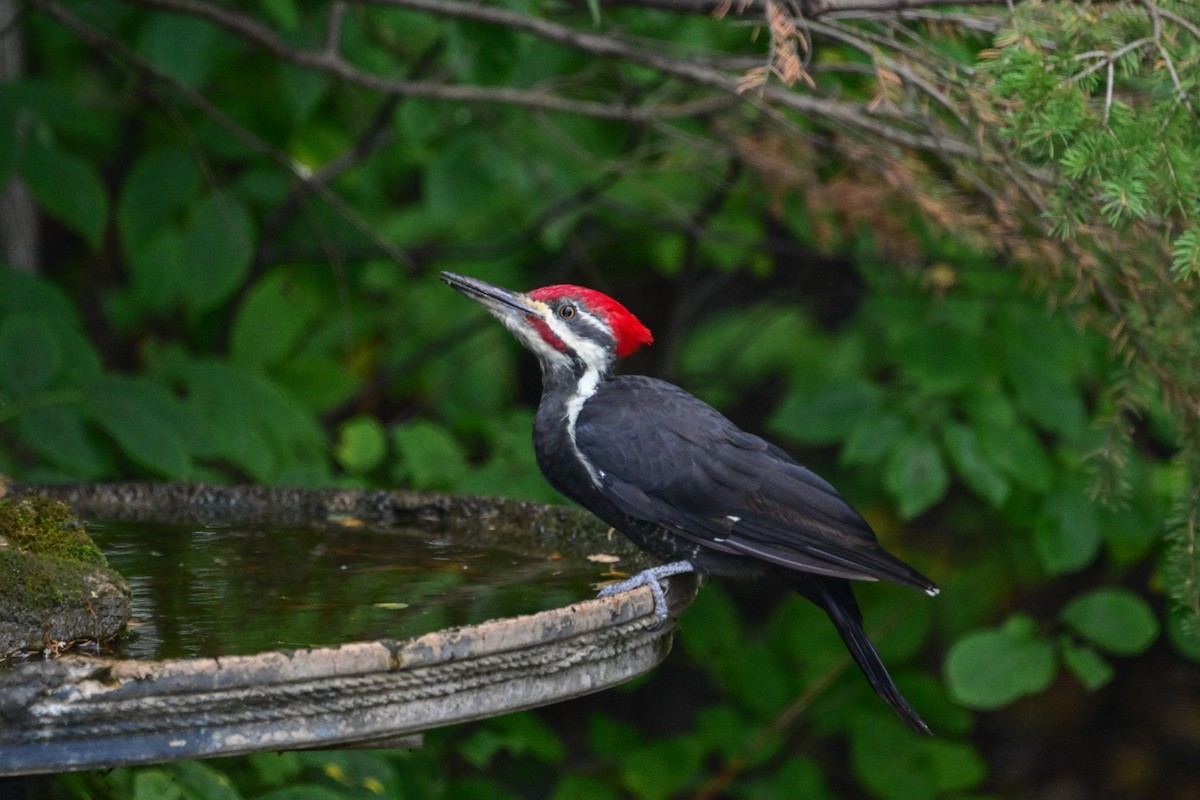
[0,483,698,776]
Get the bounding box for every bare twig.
[325,1,347,55]
[1139,0,1199,119]
[562,0,1007,16]
[1157,5,1200,40]
[124,0,989,160]
[1068,37,1153,84]
[124,0,722,122]
[1104,56,1115,125]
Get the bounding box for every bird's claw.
[596,561,694,629]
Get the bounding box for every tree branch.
[561,0,1007,16]
[129,0,990,161]
[124,0,720,123]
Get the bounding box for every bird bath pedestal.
[0,483,697,776]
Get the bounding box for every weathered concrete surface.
[0,571,697,775]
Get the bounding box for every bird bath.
[0,483,698,776]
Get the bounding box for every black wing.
[574,376,936,592]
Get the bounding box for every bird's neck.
[533,363,611,490]
[538,357,610,405]
[540,363,607,431]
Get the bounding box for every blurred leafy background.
[1,0,1199,797]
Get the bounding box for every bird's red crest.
[528,284,654,358]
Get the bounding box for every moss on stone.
[0,549,97,612]
[0,492,130,657]
[0,493,107,567]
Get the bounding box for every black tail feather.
[792,576,932,735]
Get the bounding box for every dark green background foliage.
[2,0,1199,797]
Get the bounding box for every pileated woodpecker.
[442,272,938,734]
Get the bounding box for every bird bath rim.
[0,482,698,776]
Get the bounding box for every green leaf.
[941,421,1009,506]
[460,713,564,769]
[851,715,987,800]
[1060,587,1159,656]
[246,751,302,787]
[230,269,324,367]
[391,420,469,491]
[279,63,329,124]
[0,274,101,386]
[138,13,226,88]
[14,404,112,478]
[457,408,560,503]
[293,751,396,795]
[588,714,642,762]
[884,432,949,519]
[255,787,354,800]
[269,355,360,415]
[743,755,835,800]
[86,375,195,479]
[20,139,108,250]
[693,705,762,763]
[895,323,992,394]
[170,359,329,483]
[551,776,620,800]
[259,0,301,30]
[964,389,1053,491]
[335,415,387,474]
[944,614,1057,709]
[1033,485,1101,574]
[724,641,792,717]
[180,372,278,481]
[169,761,242,800]
[423,131,528,233]
[0,314,63,394]
[132,769,183,800]
[1060,637,1114,691]
[180,191,255,314]
[680,305,816,393]
[769,380,885,445]
[679,583,742,666]
[0,267,79,320]
[619,737,702,800]
[446,22,524,87]
[999,308,1088,438]
[122,228,187,316]
[842,413,907,467]
[0,78,111,144]
[117,146,202,247]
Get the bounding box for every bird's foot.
[596,561,695,629]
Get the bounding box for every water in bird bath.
[66,519,610,661]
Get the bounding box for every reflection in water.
[87,521,608,660]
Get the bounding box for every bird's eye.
[559,305,575,319]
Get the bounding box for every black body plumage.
[442,272,937,734]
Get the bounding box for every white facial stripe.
[565,365,604,486]
[544,309,612,373]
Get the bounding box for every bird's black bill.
[440,272,535,317]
